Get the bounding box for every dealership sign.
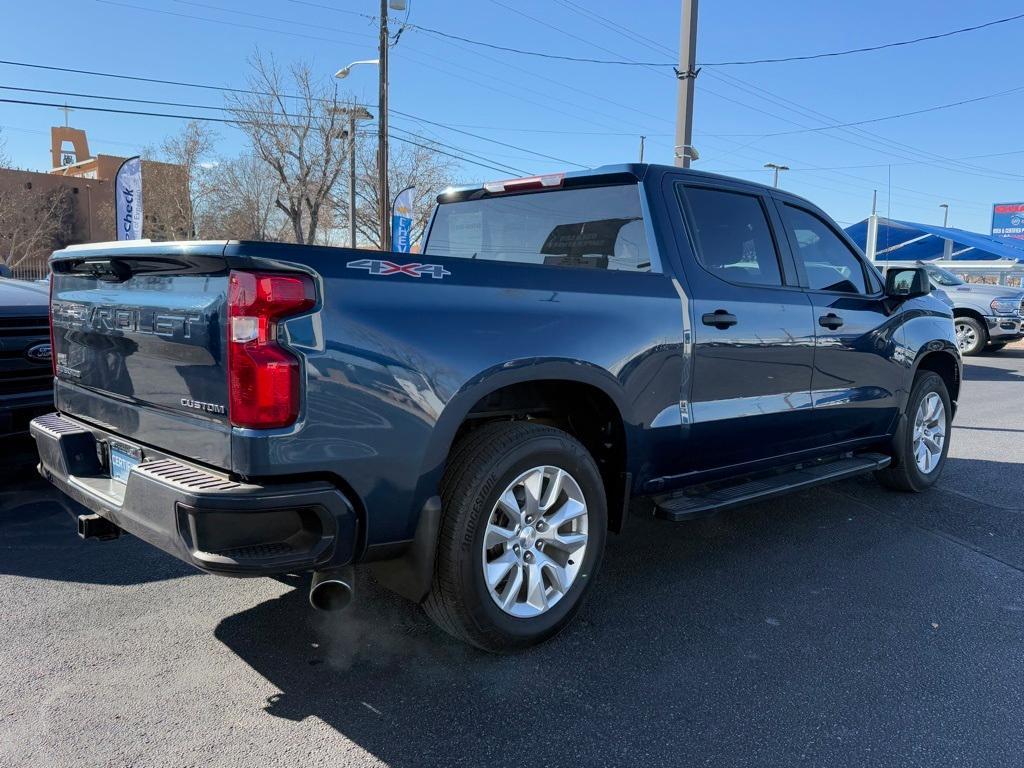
[391,186,416,253]
[991,202,1024,242]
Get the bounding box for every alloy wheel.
[481,465,589,618]
[955,322,978,352]
[912,392,946,474]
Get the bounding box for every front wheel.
[423,422,607,652]
[954,316,987,356]
[876,371,951,492]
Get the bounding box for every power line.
[289,0,666,66]
[289,0,1024,69]
[95,0,374,46]
[708,83,1024,139]
[702,69,1024,182]
[544,0,1024,182]
[702,11,1024,65]
[199,0,671,135]
[713,146,1024,174]
[0,58,300,100]
[88,0,670,147]
[95,0,1024,186]
[0,62,590,168]
[550,2,1024,183]
[541,3,1011,206]
[0,96,528,177]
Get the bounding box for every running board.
[654,453,891,522]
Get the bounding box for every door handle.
[702,310,738,329]
[818,313,844,330]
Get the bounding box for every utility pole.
[764,162,789,188]
[350,113,359,249]
[337,106,374,249]
[940,203,953,259]
[674,0,698,168]
[378,0,391,251]
[639,135,646,163]
[865,189,879,263]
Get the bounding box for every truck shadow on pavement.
[213,470,1024,768]
[962,361,1024,383]
[0,476,197,586]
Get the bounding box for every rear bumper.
[30,413,357,576]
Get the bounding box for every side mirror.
[885,266,931,300]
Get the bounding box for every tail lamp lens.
[227,271,315,429]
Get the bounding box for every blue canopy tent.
[844,217,1024,262]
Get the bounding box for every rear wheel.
[954,316,987,356]
[423,422,607,652]
[876,371,951,492]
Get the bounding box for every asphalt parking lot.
[3,346,1023,768]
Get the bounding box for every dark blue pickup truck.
[32,164,960,651]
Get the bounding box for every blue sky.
[2,0,1022,234]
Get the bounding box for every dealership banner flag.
[391,186,416,253]
[115,156,143,240]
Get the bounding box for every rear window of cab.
[425,184,653,273]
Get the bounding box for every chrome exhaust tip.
[309,567,354,612]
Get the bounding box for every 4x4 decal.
[347,258,451,280]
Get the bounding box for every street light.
[764,162,789,188]
[333,106,375,249]
[334,59,379,79]
[335,53,389,250]
[939,203,949,227]
[334,0,406,250]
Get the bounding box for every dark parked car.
[0,275,53,442]
[32,165,960,650]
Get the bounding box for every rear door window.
[677,185,784,287]
[425,184,653,272]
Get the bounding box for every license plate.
[108,441,141,484]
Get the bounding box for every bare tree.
[200,152,288,241]
[226,52,352,245]
[142,121,217,239]
[0,185,74,270]
[348,139,456,250]
[160,121,217,237]
[0,129,10,169]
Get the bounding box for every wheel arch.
[913,347,961,406]
[421,360,634,530]
[373,361,635,605]
[952,306,986,323]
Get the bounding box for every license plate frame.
[108,440,142,485]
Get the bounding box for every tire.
[423,421,607,652]
[876,371,952,492]
[954,316,987,356]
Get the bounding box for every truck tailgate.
[50,245,232,466]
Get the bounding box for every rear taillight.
[48,271,56,377]
[227,271,316,429]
